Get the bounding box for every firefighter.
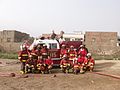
[18,45,29,74]
[68,45,77,64]
[73,58,80,74]
[41,44,49,60]
[37,56,46,74]
[60,54,72,73]
[78,45,87,58]
[60,44,68,59]
[83,53,95,72]
[44,56,53,73]
[31,44,42,71]
[20,40,30,51]
[51,30,57,39]
[77,54,86,74]
[31,45,38,60]
[26,55,35,73]
[35,44,42,56]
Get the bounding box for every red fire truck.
[29,39,82,66]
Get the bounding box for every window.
[49,43,57,49]
[7,38,11,42]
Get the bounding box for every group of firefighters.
[60,44,95,74]
[18,43,95,74]
[18,44,52,74]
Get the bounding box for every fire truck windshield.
[49,43,57,49]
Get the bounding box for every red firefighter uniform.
[77,56,85,65]
[26,56,35,66]
[37,56,46,72]
[77,56,86,73]
[31,49,38,60]
[44,57,53,73]
[41,45,49,59]
[37,57,44,65]
[83,53,95,72]
[34,44,42,57]
[60,45,68,58]
[73,60,80,74]
[68,49,77,61]
[35,49,42,57]
[26,55,35,73]
[78,48,87,57]
[31,48,41,69]
[60,58,71,66]
[78,45,87,57]
[18,47,29,74]
[45,58,53,66]
[60,56,72,68]
[60,55,72,73]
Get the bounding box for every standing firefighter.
[18,45,29,74]
[78,45,87,58]
[83,53,95,72]
[60,44,68,59]
[41,44,49,60]
[68,45,77,64]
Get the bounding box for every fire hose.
[90,72,120,80]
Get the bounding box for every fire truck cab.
[29,39,61,66]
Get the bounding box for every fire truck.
[29,39,82,66]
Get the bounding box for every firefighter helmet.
[87,53,92,56]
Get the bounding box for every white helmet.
[87,53,92,56]
[63,54,67,58]
[62,44,65,47]
[80,45,84,48]
[43,44,47,47]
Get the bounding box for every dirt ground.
[0,59,120,90]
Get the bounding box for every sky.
[0,0,120,37]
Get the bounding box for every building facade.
[0,30,30,52]
[63,31,84,41]
[85,32,118,55]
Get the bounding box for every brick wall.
[85,32,118,55]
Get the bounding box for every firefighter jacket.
[83,57,95,66]
[44,59,53,65]
[18,50,29,62]
[60,49,68,57]
[68,50,77,59]
[78,48,87,57]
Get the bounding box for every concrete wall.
[0,30,15,42]
[0,42,22,53]
[85,32,118,55]
[0,30,30,53]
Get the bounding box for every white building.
[63,31,85,41]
